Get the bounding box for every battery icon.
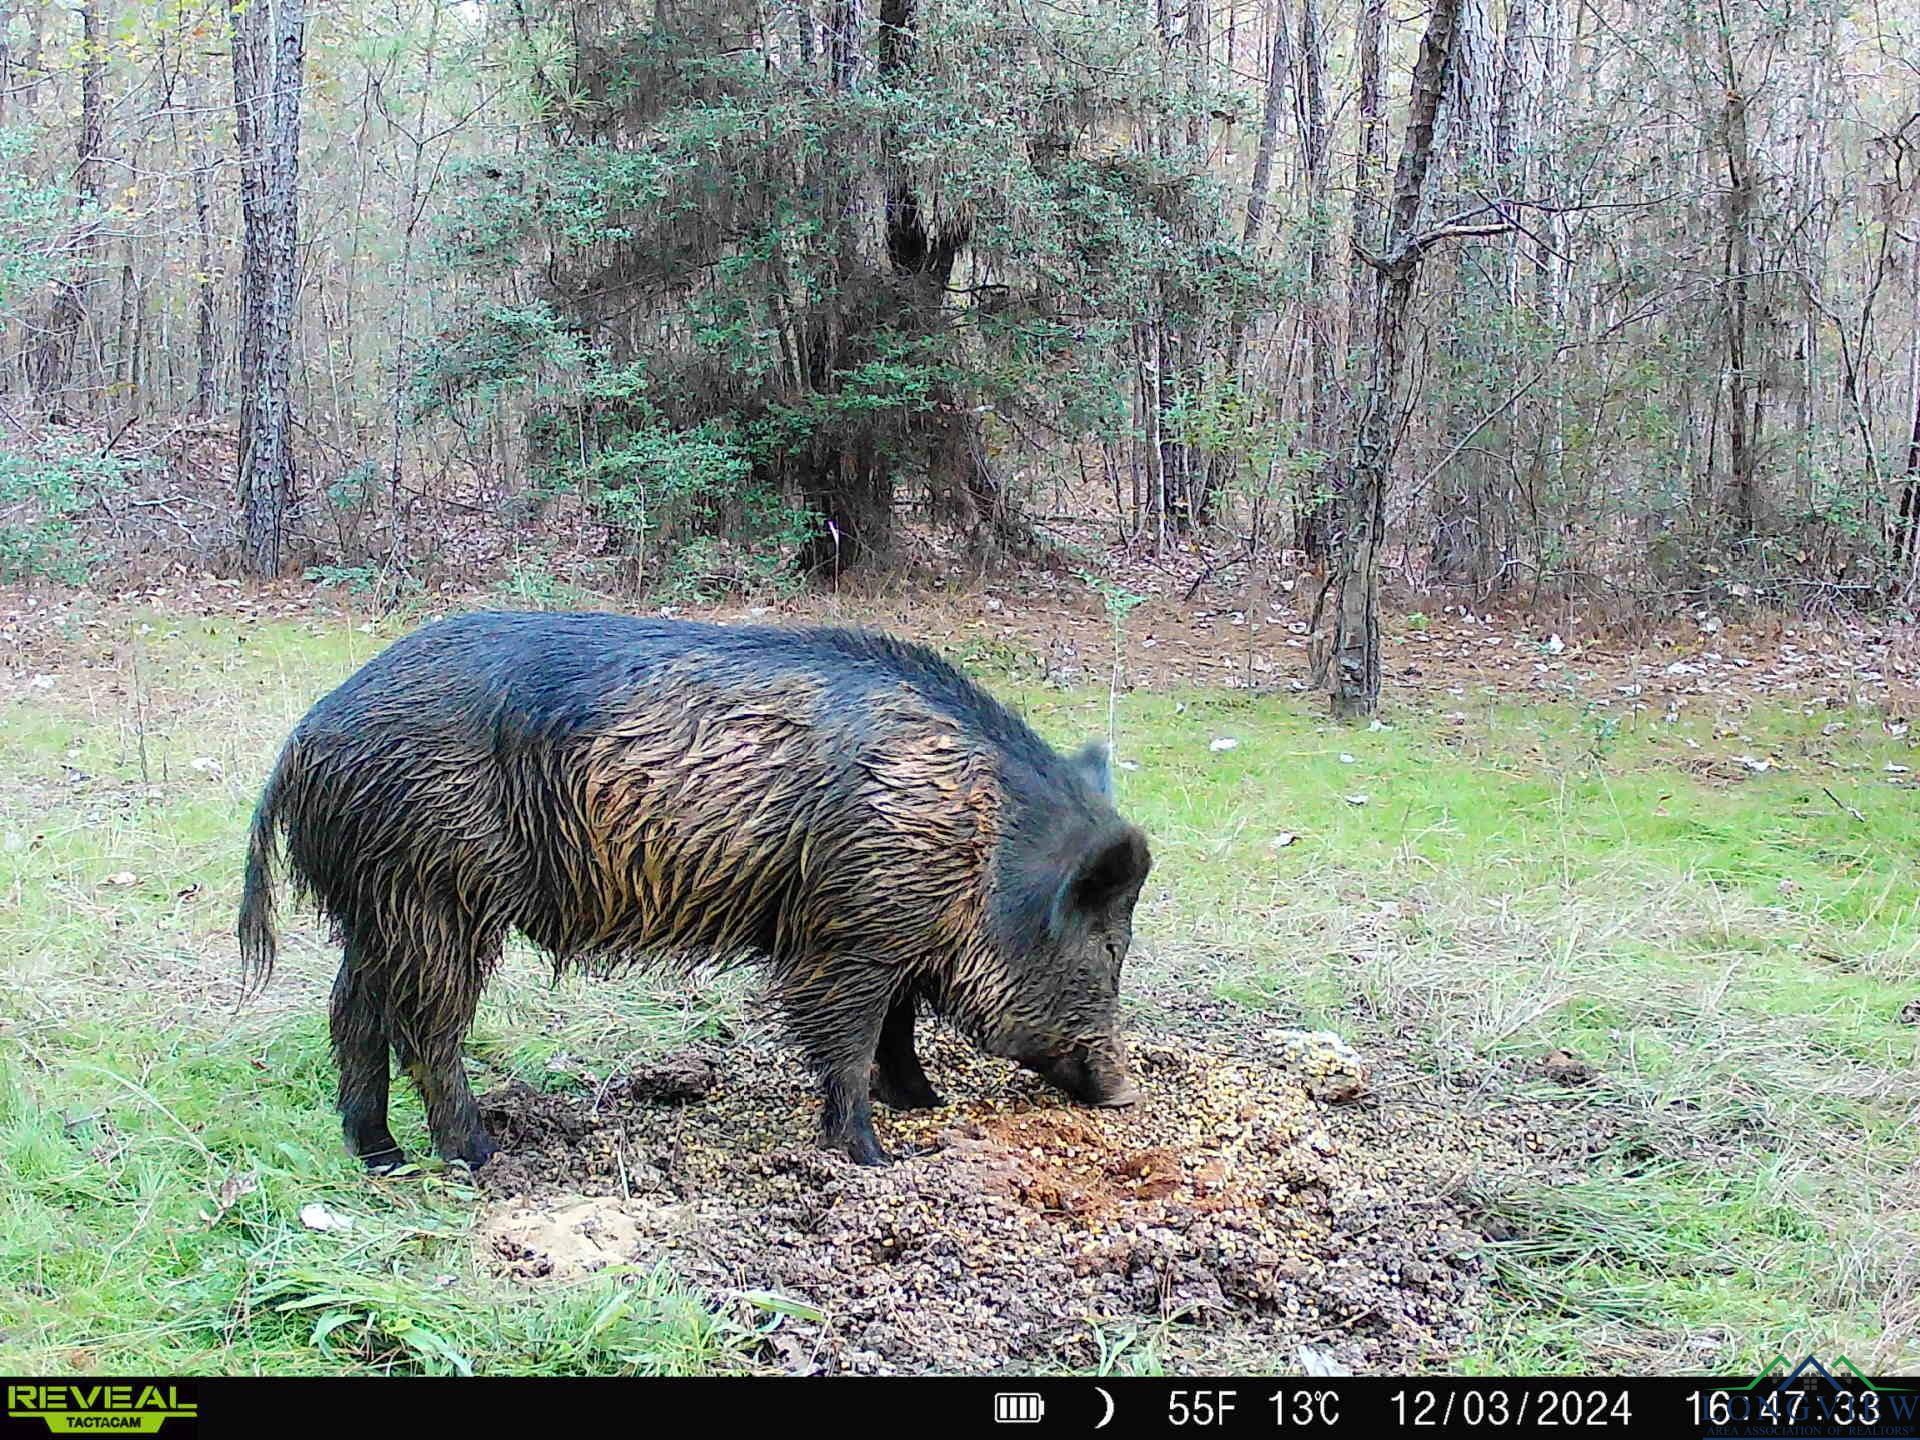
[994,1393,1045,1423]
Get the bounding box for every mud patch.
[487,1197,671,1281]
[468,1028,1558,1374]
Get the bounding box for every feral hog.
[238,613,1153,1168]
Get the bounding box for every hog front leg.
[781,959,893,1166]
[871,988,944,1110]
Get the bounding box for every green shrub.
[0,444,144,584]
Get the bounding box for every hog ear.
[1071,740,1114,799]
[1048,826,1151,937]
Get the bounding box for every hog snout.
[1028,1041,1142,1108]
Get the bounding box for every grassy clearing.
[1107,688,1920,1373]
[1,604,1915,1375]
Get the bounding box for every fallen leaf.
[764,1327,819,1376]
[203,1171,257,1226]
[1296,1345,1353,1378]
[1209,737,1238,753]
[300,1202,352,1233]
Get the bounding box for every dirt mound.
[472,1031,1493,1374]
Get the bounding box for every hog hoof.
[361,1145,409,1174]
[828,1131,893,1167]
[441,1131,497,1171]
[871,1072,946,1111]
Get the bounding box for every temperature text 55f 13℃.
[1162,1390,1344,1427]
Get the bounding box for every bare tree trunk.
[1157,0,1212,531]
[231,0,306,577]
[1314,0,1468,719]
[1295,0,1335,561]
[112,253,138,411]
[1896,240,1920,594]
[1208,0,1292,518]
[29,0,103,417]
[1240,0,1291,258]
[794,0,895,579]
[1491,0,1530,298]
[877,0,1000,549]
[1427,0,1496,586]
[1716,0,1758,539]
[1183,0,1209,155]
[1531,0,1564,320]
[0,0,12,128]
[1897,379,1920,594]
[1345,0,1387,363]
[1446,0,1495,168]
[16,0,41,118]
[1443,0,1533,594]
[191,64,219,420]
[1518,0,1568,580]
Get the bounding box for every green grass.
[1,603,1915,1374]
[1086,689,1919,1373]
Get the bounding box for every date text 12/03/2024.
[1157,1386,1638,1428]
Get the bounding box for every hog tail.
[238,742,294,994]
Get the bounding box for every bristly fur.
[238,612,1153,1168]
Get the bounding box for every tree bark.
[0,0,12,128]
[1315,0,1468,719]
[1206,0,1292,526]
[1896,378,1920,592]
[29,0,103,417]
[1426,0,1496,586]
[112,253,139,411]
[1715,0,1759,539]
[1896,241,1920,592]
[191,64,219,419]
[1345,0,1387,365]
[231,0,306,577]
[1295,0,1336,561]
[1491,0,1530,302]
[1240,1,1292,258]
[794,0,894,579]
[877,0,1001,548]
[1139,0,1211,535]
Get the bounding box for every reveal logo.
[6,1385,197,1434]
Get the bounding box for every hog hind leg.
[387,906,507,1170]
[330,926,404,1171]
